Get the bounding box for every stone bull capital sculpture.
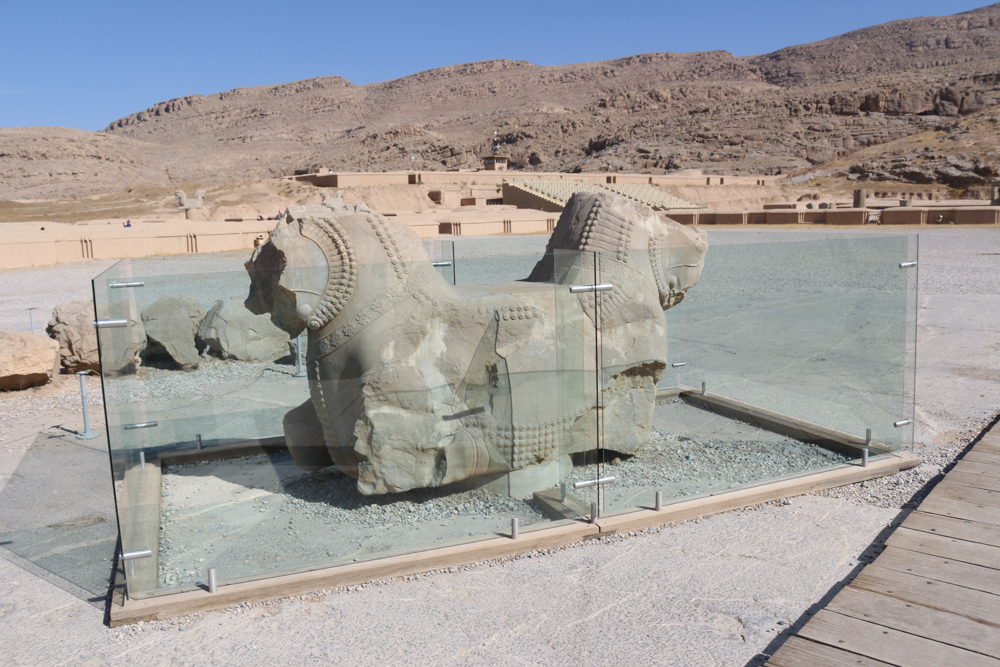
[245,193,706,495]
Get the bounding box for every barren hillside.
[2,3,999,199]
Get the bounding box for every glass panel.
[598,234,917,516]
[89,229,918,597]
[553,250,599,520]
[94,244,605,598]
[677,235,917,449]
[422,239,455,285]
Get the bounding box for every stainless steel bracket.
[569,283,614,293]
[93,319,129,328]
[573,476,616,489]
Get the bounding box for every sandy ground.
[0,227,998,666]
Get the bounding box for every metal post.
[655,491,663,512]
[75,371,99,440]
[510,517,519,540]
[560,483,567,503]
[862,448,869,467]
[139,451,146,469]
[293,333,307,377]
[28,307,38,334]
[590,501,598,524]
[196,434,203,450]
[208,568,217,594]
[701,381,707,396]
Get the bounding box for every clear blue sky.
[1,0,988,131]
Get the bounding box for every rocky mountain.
[2,3,1000,199]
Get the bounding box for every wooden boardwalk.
[766,425,1000,667]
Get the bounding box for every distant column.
[853,189,867,209]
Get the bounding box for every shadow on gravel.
[744,408,1000,666]
[0,431,119,611]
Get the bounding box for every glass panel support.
[569,283,614,293]
[894,419,913,427]
[123,421,158,430]
[671,362,686,368]
[109,281,145,288]
[94,318,129,328]
[899,261,917,269]
[122,548,152,581]
[208,569,217,593]
[293,333,307,377]
[573,476,616,489]
[510,518,519,540]
[75,371,99,440]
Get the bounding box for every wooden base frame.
[108,391,919,626]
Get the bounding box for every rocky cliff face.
[3,4,1000,199]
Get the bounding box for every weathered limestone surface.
[197,297,288,362]
[0,330,60,391]
[46,298,99,373]
[246,193,706,495]
[141,297,205,370]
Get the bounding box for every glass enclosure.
[93,234,918,599]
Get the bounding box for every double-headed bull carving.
[246,193,706,495]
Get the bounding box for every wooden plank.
[948,471,1000,492]
[886,527,1000,572]
[117,461,161,596]
[903,511,1000,548]
[798,609,1000,667]
[953,460,1000,481]
[827,586,1000,659]
[931,481,1000,507]
[598,453,917,535]
[875,546,1000,596]
[111,520,599,625]
[919,495,1000,526]
[160,437,286,466]
[973,437,1000,455]
[965,450,1000,466]
[678,390,895,458]
[766,635,897,667]
[109,452,918,626]
[850,565,1000,628]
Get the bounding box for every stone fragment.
[197,297,288,362]
[141,297,205,370]
[46,298,99,372]
[0,330,60,391]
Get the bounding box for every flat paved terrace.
[766,419,1000,667]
